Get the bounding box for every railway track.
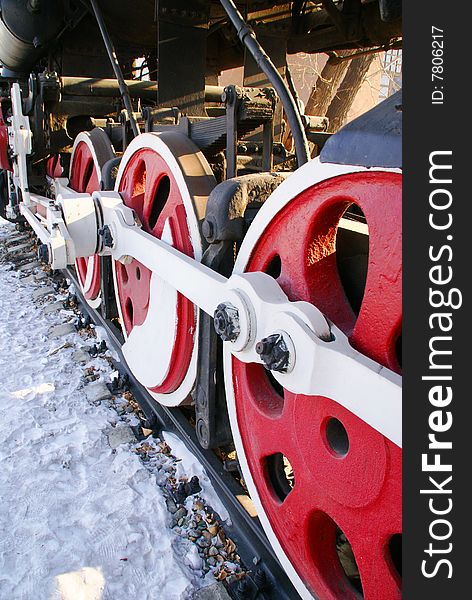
[65,266,300,600]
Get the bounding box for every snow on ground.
[0,219,233,600]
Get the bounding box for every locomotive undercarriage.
[0,1,402,599]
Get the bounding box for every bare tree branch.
[326,52,376,132]
[305,49,354,116]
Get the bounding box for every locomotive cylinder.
[0,0,63,75]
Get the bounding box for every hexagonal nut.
[213,303,240,342]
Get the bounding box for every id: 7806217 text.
[431,26,444,105]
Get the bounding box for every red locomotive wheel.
[226,165,402,600]
[113,132,215,406]
[69,129,115,308]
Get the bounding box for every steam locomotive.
[0,2,402,599]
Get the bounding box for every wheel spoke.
[354,532,402,600]
[233,361,290,455]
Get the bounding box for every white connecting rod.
[7,82,402,447]
[102,199,402,448]
[17,187,402,448]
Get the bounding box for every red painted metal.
[115,148,196,394]
[69,141,102,302]
[0,104,11,172]
[232,172,402,599]
[46,154,63,179]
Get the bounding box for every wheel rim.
[69,129,114,308]
[225,162,402,600]
[113,132,215,406]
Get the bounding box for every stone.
[166,497,178,514]
[7,242,34,255]
[32,286,55,299]
[18,261,40,272]
[5,234,29,247]
[192,582,232,600]
[21,274,37,284]
[175,506,188,519]
[43,300,64,314]
[173,507,187,523]
[13,252,37,264]
[48,342,72,356]
[85,382,112,404]
[72,349,90,364]
[187,529,200,540]
[106,425,136,449]
[49,323,76,338]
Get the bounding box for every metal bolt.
[201,218,214,242]
[98,225,114,248]
[196,419,209,447]
[27,0,41,13]
[255,333,290,372]
[37,243,50,264]
[222,86,234,104]
[213,303,240,342]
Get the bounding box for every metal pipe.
[61,77,225,103]
[205,85,225,103]
[219,0,310,166]
[89,0,139,137]
[62,77,158,100]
